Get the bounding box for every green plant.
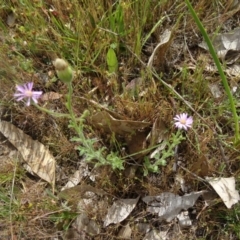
[24,59,124,171]
[108,2,125,37]
[106,45,118,73]
[219,204,240,238]
[143,130,185,176]
[49,211,78,231]
[185,0,240,145]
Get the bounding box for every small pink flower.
[14,82,43,106]
[173,113,193,130]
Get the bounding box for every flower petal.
[16,85,26,92]
[32,97,38,104]
[32,91,43,98]
[14,82,43,106]
[26,98,31,106]
[173,113,193,130]
[26,82,33,90]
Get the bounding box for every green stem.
[66,82,80,134]
[65,83,90,148]
[34,104,71,118]
[66,82,74,117]
[185,0,240,144]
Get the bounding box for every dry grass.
[1,0,240,239]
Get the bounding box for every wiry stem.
[185,0,240,144]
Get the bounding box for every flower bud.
[53,58,73,83]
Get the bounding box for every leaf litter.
[0,121,55,186]
[104,197,140,227]
[1,1,240,239]
[206,177,240,209]
[199,27,240,64]
[142,191,203,222]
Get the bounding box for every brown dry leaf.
[142,191,203,222]
[73,213,100,237]
[177,211,192,228]
[225,64,240,76]
[0,121,55,186]
[58,184,105,208]
[125,129,149,158]
[125,77,143,92]
[117,224,132,239]
[63,184,107,238]
[61,160,96,191]
[148,118,168,159]
[199,27,240,64]
[40,92,63,101]
[64,185,106,238]
[144,230,168,240]
[206,177,240,208]
[202,190,219,207]
[104,197,140,227]
[7,12,16,27]
[208,82,223,99]
[91,111,151,136]
[147,29,173,68]
[149,118,167,147]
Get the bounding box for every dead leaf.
[148,119,168,158]
[61,160,96,191]
[7,12,16,27]
[0,121,55,186]
[66,185,107,237]
[177,211,192,228]
[91,111,150,136]
[225,64,240,76]
[202,190,219,207]
[144,230,168,240]
[61,169,83,191]
[125,129,149,158]
[148,118,168,148]
[199,27,240,64]
[142,191,203,222]
[208,83,223,99]
[147,29,173,68]
[125,77,143,91]
[136,223,151,234]
[175,174,188,193]
[73,213,100,236]
[206,177,240,208]
[40,92,63,101]
[117,224,132,239]
[104,197,140,227]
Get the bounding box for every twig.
[215,138,233,174]
[10,154,19,240]
[30,209,71,222]
[178,164,207,183]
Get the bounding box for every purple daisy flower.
[173,113,193,130]
[14,82,43,106]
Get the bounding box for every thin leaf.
[107,48,118,73]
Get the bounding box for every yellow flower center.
[180,119,186,124]
[25,90,33,97]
